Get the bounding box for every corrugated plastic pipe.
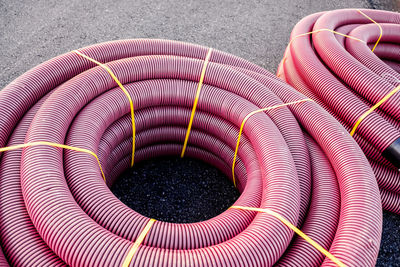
[0,39,381,266]
[277,8,400,213]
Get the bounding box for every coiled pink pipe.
[0,39,381,266]
[277,9,400,213]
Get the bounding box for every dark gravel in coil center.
[111,156,240,223]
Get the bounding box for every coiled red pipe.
[277,8,400,213]
[0,39,381,266]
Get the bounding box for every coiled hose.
[0,39,381,266]
[277,8,400,214]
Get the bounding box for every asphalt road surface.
[1,0,399,266]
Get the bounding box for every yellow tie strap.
[122,218,156,267]
[231,98,313,187]
[0,141,106,181]
[357,9,382,52]
[278,9,382,78]
[73,50,136,167]
[181,48,213,158]
[350,84,400,136]
[230,206,346,267]
[277,28,365,77]
[288,28,365,47]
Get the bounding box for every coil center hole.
[111,156,240,223]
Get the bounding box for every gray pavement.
[0,0,397,89]
[1,0,399,266]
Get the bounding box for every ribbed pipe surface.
[277,8,400,214]
[0,39,381,266]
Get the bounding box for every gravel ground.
[112,157,240,223]
[1,0,399,266]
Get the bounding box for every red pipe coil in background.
[277,8,400,213]
[0,39,381,266]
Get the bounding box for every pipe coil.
[0,39,381,266]
[277,8,400,214]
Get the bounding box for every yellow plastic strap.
[73,50,136,167]
[122,218,156,267]
[231,98,313,187]
[230,206,346,267]
[277,29,365,78]
[350,85,400,136]
[288,28,365,47]
[279,10,381,78]
[0,141,106,181]
[181,48,213,158]
[357,9,382,52]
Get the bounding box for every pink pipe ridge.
[277,8,400,214]
[0,39,381,266]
